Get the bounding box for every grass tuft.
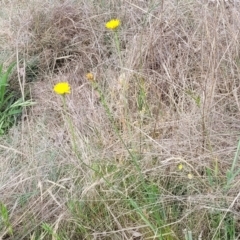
[1,0,240,239]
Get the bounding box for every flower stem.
[62,95,77,154]
[114,31,122,67]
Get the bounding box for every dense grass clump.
[0,0,240,239]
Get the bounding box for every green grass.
[0,202,13,237]
[1,0,240,239]
[0,62,33,135]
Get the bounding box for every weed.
[0,202,13,238]
[0,62,33,135]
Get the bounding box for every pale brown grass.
[0,0,240,239]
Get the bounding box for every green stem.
[92,81,141,173]
[62,95,77,154]
[114,31,122,68]
[230,138,240,173]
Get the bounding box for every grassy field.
[1,0,240,239]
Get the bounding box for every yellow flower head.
[105,19,120,30]
[177,163,183,171]
[53,82,71,95]
[86,72,94,81]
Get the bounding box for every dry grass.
[1,0,240,239]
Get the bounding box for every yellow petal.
[53,82,71,95]
[178,163,183,170]
[105,19,120,30]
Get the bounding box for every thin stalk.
[230,138,240,173]
[92,81,141,172]
[113,31,122,68]
[62,95,77,154]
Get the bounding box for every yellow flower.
[53,82,71,95]
[105,19,120,30]
[86,72,94,81]
[187,173,193,179]
[178,163,183,171]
